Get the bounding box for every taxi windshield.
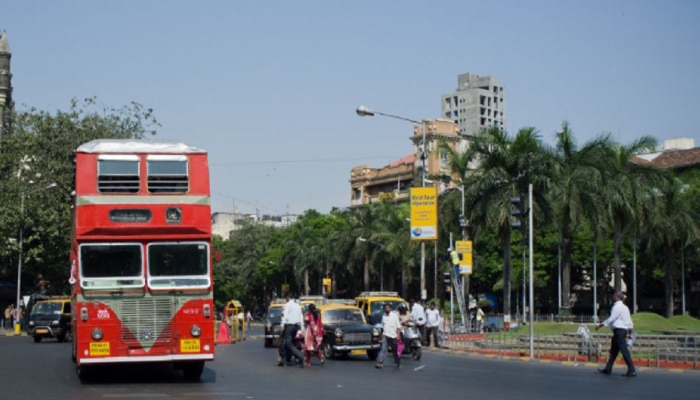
[323,308,365,324]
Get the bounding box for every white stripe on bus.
[76,195,210,206]
[79,354,214,364]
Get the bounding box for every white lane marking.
[102,395,167,398]
[414,365,426,371]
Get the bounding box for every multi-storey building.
[350,119,463,206]
[0,30,13,140]
[211,212,298,239]
[441,73,505,138]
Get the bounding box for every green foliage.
[0,98,159,297]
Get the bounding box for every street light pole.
[15,182,58,331]
[356,105,428,301]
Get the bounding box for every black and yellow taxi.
[354,291,409,325]
[263,298,286,348]
[317,303,381,360]
[299,295,327,312]
[27,296,72,343]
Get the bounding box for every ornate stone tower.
[0,30,14,141]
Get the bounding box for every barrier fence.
[438,323,700,370]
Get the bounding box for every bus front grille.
[120,298,174,346]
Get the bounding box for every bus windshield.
[79,243,144,289]
[147,242,210,289]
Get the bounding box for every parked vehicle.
[27,296,71,343]
[317,303,381,360]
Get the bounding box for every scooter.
[402,321,422,360]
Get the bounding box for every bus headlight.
[81,307,88,322]
[190,325,202,337]
[91,328,104,340]
[203,304,211,318]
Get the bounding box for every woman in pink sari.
[303,304,325,367]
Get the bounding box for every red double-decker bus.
[70,139,214,380]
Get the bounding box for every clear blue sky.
[4,0,699,216]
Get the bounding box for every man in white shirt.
[425,302,441,348]
[375,303,402,369]
[410,299,426,343]
[278,293,305,368]
[596,291,636,377]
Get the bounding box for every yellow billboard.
[456,240,473,275]
[410,187,438,240]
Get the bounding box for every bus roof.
[76,139,206,154]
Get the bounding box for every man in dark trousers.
[278,293,305,368]
[596,291,636,377]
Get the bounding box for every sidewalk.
[0,326,27,337]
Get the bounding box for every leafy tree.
[0,98,158,296]
[597,136,659,292]
[462,127,551,321]
[642,175,700,317]
[549,122,612,313]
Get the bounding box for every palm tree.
[597,136,660,292]
[346,204,382,292]
[463,127,549,321]
[642,175,700,317]
[549,122,612,314]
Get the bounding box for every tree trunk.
[613,213,623,292]
[364,254,370,292]
[304,269,309,296]
[664,246,675,318]
[401,265,409,299]
[561,209,573,314]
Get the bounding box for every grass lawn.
[487,313,700,337]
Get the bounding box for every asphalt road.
[1,326,698,400]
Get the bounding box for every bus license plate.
[180,339,200,353]
[90,342,110,356]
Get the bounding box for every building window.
[440,150,449,168]
[98,155,140,193]
[147,155,189,193]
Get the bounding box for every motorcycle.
[401,321,422,360]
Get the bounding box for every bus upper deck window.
[97,155,140,193]
[147,155,188,194]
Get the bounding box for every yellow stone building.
[350,119,464,206]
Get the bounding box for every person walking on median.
[425,302,441,348]
[596,291,637,377]
[375,303,402,369]
[278,293,306,368]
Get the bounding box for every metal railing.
[438,324,700,370]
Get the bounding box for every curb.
[421,346,700,374]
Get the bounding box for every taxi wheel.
[264,339,272,348]
[33,335,42,343]
[367,349,379,361]
[321,342,334,360]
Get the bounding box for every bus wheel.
[76,364,92,382]
[182,361,204,381]
[60,330,72,343]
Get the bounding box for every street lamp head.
[355,105,375,117]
